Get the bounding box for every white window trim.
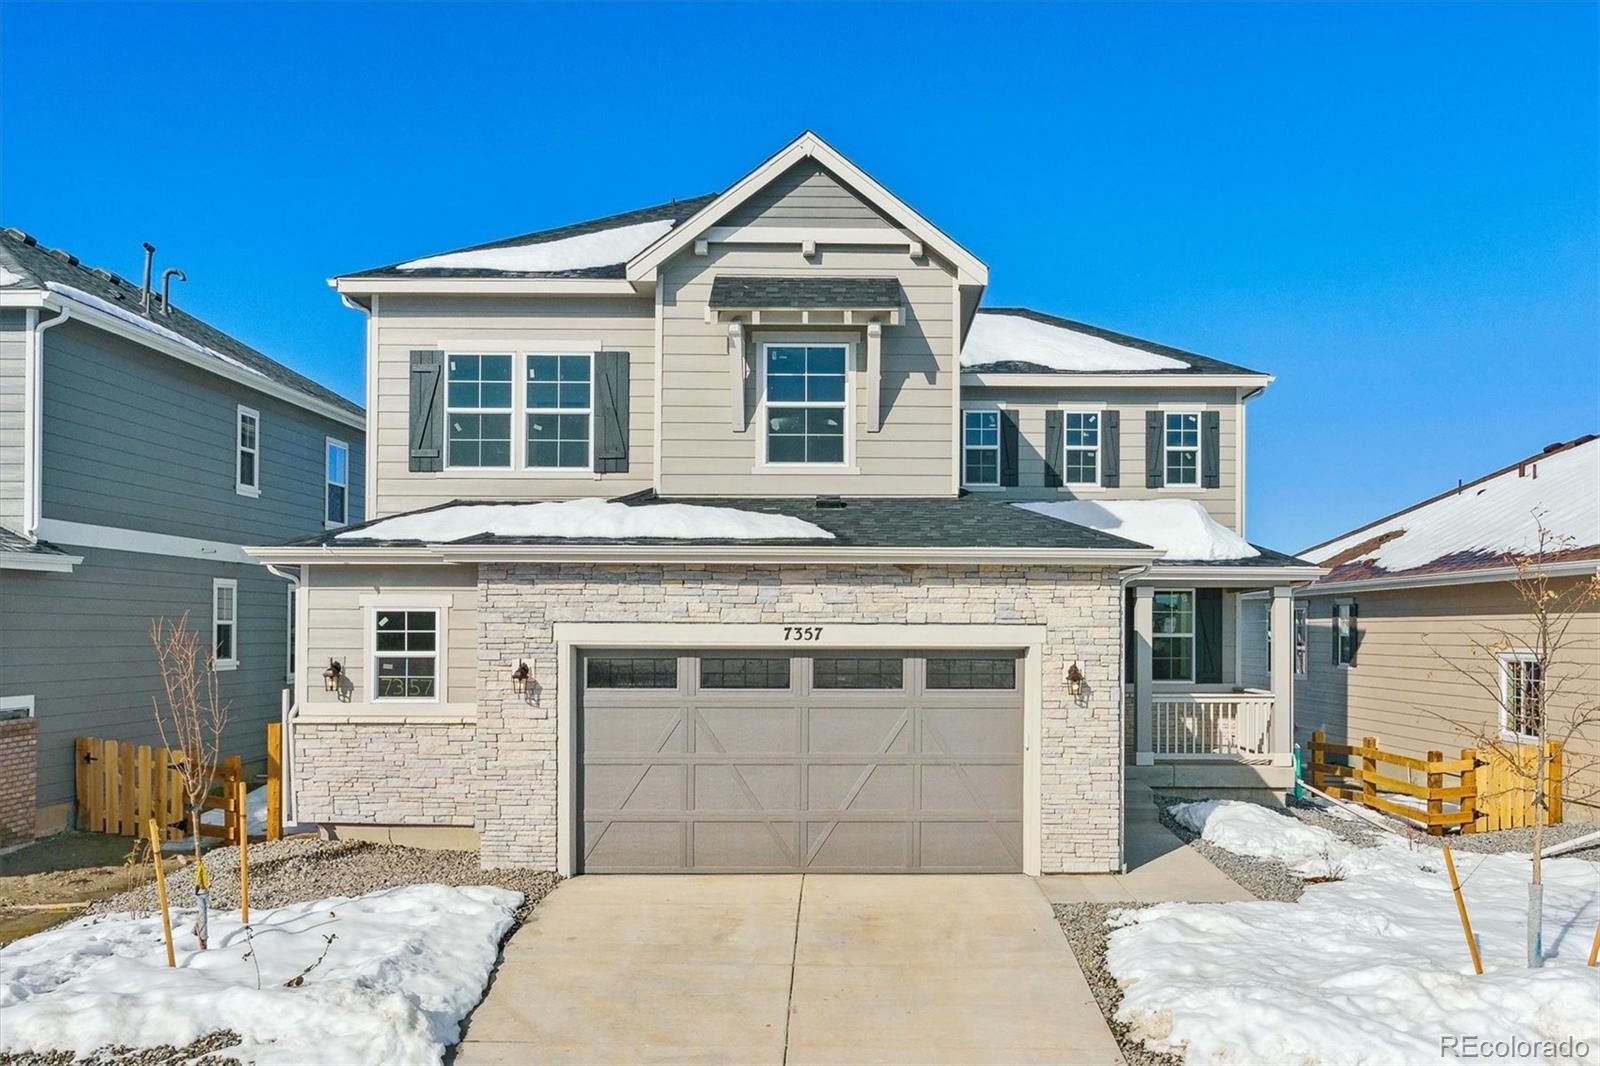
[363,597,450,705]
[212,578,239,672]
[1496,649,1542,742]
[1061,408,1104,488]
[1161,408,1202,489]
[443,351,516,472]
[324,437,350,529]
[1293,602,1309,679]
[235,405,260,498]
[960,407,1002,489]
[524,352,596,473]
[0,694,36,718]
[1333,599,1355,670]
[755,337,855,470]
[1152,587,1197,684]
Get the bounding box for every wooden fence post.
[225,754,244,845]
[1460,748,1478,835]
[1426,751,1444,836]
[75,737,92,830]
[1361,736,1379,810]
[1548,740,1563,825]
[265,723,283,842]
[1309,731,1325,792]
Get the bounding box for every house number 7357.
[783,626,824,642]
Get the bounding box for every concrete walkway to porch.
[455,873,1125,1065]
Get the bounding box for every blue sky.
[2,2,1594,551]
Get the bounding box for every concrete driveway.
[454,874,1123,1065]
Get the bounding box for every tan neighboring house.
[1258,435,1599,823]
[249,131,1320,876]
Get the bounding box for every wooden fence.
[76,725,285,843]
[1307,731,1563,835]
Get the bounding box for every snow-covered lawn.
[0,884,519,1065]
[1112,801,1600,1064]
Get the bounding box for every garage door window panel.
[925,656,1017,690]
[586,656,678,689]
[699,656,792,689]
[812,656,905,690]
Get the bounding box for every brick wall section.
[0,717,38,846]
[293,721,475,827]
[476,563,1124,872]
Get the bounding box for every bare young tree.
[1423,517,1600,966]
[150,612,230,948]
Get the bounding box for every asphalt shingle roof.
[708,276,903,310]
[342,195,718,280]
[0,525,72,559]
[964,307,1266,377]
[0,229,362,419]
[293,494,1153,552]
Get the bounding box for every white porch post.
[1270,585,1296,762]
[1134,586,1155,765]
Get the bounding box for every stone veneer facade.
[293,563,1126,873]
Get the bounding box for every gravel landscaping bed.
[0,1032,243,1066]
[1055,902,1182,1066]
[90,836,559,923]
[1152,796,1307,902]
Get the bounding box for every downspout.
[264,562,302,826]
[1117,562,1154,873]
[23,305,71,539]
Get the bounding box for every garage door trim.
[552,622,1046,877]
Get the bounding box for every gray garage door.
[578,650,1023,873]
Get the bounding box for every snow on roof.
[44,282,269,380]
[338,498,834,543]
[0,266,24,287]
[961,311,1189,373]
[395,218,675,274]
[1015,499,1260,561]
[1303,437,1600,580]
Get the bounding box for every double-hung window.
[1064,412,1100,484]
[236,406,260,497]
[1152,590,1195,681]
[1498,653,1543,739]
[325,438,349,527]
[963,410,1000,487]
[1332,601,1358,666]
[764,343,848,465]
[373,609,438,700]
[446,354,513,468]
[526,355,592,469]
[1293,603,1309,677]
[1164,412,1200,486]
[212,578,238,671]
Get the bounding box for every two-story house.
[0,229,365,839]
[250,133,1318,875]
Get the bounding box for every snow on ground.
[396,218,674,273]
[1017,499,1260,561]
[0,884,520,1065]
[339,498,834,543]
[960,311,1189,372]
[1111,800,1600,1064]
[44,282,269,380]
[1303,437,1599,573]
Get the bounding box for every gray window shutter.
[1145,411,1164,488]
[1347,601,1359,666]
[1101,410,1121,487]
[1000,410,1019,487]
[1043,410,1064,488]
[1195,588,1223,683]
[1202,410,1221,488]
[593,351,630,473]
[409,350,444,473]
[1332,603,1341,664]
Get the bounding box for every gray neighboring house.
[0,228,365,836]
[251,131,1320,876]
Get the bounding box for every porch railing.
[1151,692,1275,759]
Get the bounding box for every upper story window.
[526,355,592,469]
[1498,652,1543,739]
[1164,412,1199,486]
[1064,412,1100,484]
[963,410,1000,487]
[763,343,848,465]
[446,354,513,469]
[325,438,349,527]
[373,608,438,700]
[212,578,238,671]
[236,406,260,497]
[1152,589,1195,681]
[1333,601,1357,667]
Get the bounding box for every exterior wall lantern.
[511,661,531,695]
[322,659,343,692]
[1065,662,1085,698]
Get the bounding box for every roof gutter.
[245,543,1166,567]
[1297,559,1600,597]
[960,372,1274,389]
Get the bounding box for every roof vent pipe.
[140,242,155,314]
[161,268,186,314]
